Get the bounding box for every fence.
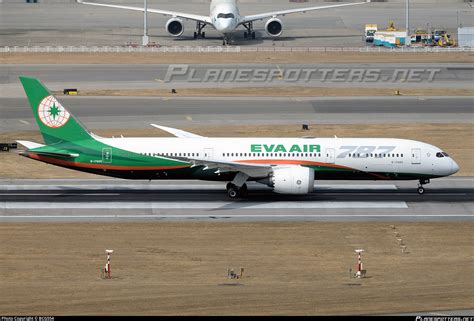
[0,45,472,53]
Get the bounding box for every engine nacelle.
[269,166,314,194]
[166,18,184,37]
[265,18,283,37]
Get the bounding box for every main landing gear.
[194,22,206,39]
[417,178,430,194]
[226,182,248,199]
[242,22,256,40]
[226,172,249,199]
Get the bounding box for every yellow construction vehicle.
[386,21,397,31]
[437,33,456,47]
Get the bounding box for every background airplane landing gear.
[194,22,206,39]
[417,186,425,195]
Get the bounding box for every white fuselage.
[210,0,241,34]
[99,136,459,179]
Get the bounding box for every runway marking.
[1,201,408,209]
[3,193,121,196]
[18,119,30,125]
[0,214,472,220]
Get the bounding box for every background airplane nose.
[451,159,460,174]
[217,19,233,32]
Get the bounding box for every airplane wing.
[77,0,212,24]
[151,124,206,139]
[169,156,273,178]
[240,0,370,24]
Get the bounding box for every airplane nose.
[217,19,233,32]
[451,159,460,175]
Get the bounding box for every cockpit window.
[217,13,235,19]
[442,152,450,157]
[436,152,444,158]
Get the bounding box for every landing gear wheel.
[252,32,256,39]
[194,32,198,39]
[226,183,239,199]
[239,183,248,198]
[201,32,206,39]
[417,179,429,195]
[244,32,248,39]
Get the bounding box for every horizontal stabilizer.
[17,141,79,158]
[16,140,45,150]
[151,124,206,139]
[29,151,80,158]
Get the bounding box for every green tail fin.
[19,76,92,145]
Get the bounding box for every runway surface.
[1,96,472,132]
[1,177,472,222]
[1,64,472,98]
[0,2,470,47]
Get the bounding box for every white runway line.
[0,215,472,220]
[1,201,408,209]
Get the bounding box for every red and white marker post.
[355,249,364,278]
[105,249,113,279]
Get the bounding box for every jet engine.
[166,18,184,37]
[265,18,283,37]
[261,166,314,194]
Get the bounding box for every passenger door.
[326,148,335,164]
[102,148,112,163]
[204,148,213,160]
[411,148,421,164]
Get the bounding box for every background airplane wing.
[151,124,206,139]
[77,1,212,24]
[240,1,369,24]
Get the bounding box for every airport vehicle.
[18,77,459,198]
[77,0,370,45]
[437,33,456,47]
[364,24,377,42]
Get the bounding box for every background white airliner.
[19,77,459,199]
[78,0,370,45]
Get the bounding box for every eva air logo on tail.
[37,95,70,128]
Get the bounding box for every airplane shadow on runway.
[6,188,473,206]
[131,31,361,47]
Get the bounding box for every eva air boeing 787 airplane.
[18,77,459,198]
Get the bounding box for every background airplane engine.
[166,18,184,37]
[269,166,315,194]
[265,18,283,37]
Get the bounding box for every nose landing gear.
[417,178,430,194]
[222,35,231,46]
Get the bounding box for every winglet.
[151,124,206,139]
